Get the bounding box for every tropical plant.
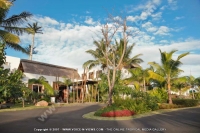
[0,0,32,53]
[25,44,38,55]
[83,39,143,70]
[115,39,143,70]
[172,76,188,95]
[148,49,189,104]
[0,68,31,107]
[28,76,54,96]
[83,39,107,70]
[126,67,150,92]
[26,22,42,60]
[186,75,200,99]
[0,0,12,9]
[84,36,143,106]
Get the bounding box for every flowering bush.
[101,109,135,117]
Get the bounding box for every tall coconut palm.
[115,39,143,70]
[148,49,189,104]
[0,0,32,53]
[83,39,143,70]
[26,22,42,60]
[83,39,107,70]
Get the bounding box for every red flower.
[101,110,135,117]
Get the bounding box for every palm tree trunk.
[30,34,35,60]
[167,78,173,104]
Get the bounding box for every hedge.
[172,99,199,107]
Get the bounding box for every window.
[32,85,43,93]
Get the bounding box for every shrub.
[94,104,123,116]
[148,88,168,103]
[172,99,199,107]
[158,103,183,109]
[194,92,200,100]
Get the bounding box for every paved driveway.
[0,103,199,133]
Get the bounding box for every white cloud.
[174,16,184,20]
[154,26,170,35]
[128,0,162,21]
[142,22,157,32]
[160,40,168,43]
[168,0,178,10]
[151,12,162,20]
[32,16,59,25]
[127,16,139,22]
[131,39,200,77]
[18,16,200,78]
[84,16,98,25]
[160,6,166,10]
[140,12,149,20]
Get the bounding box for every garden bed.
[101,109,135,117]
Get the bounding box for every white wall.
[3,56,20,71]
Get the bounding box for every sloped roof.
[18,59,80,79]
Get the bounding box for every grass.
[0,103,49,112]
[83,106,200,121]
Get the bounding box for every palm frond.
[177,52,190,61]
[148,70,165,83]
[0,29,20,44]
[0,0,12,9]
[26,22,43,34]
[2,26,29,35]
[6,42,28,54]
[148,62,162,70]
[2,11,32,27]
[166,49,178,61]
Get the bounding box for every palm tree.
[148,49,189,104]
[172,76,188,95]
[126,67,150,92]
[83,39,143,70]
[186,75,200,99]
[0,0,12,9]
[25,44,38,58]
[26,22,42,60]
[83,39,107,70]
[115,39,143,70]
[0,0,32,53]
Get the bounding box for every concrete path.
[0,103,199,133]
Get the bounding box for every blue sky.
[6,0,200,77]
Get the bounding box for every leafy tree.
[0,67,31,107]
[84,25,142,106]
[148,49,189,104]
[26,22,42,60]
[0,0,32,53]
